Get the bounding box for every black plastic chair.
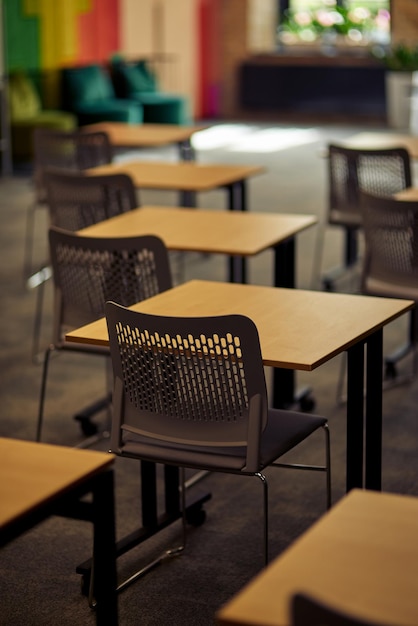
[314,144,412,292]
[25,128,113,281]
[36,227,172,443]
[105,302,331,589]
[360,190,418,379]
[31,169,138,361]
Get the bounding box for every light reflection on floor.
[192,124,321,152]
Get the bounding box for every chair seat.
[120,408,327,473]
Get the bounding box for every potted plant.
[376,43,418,128]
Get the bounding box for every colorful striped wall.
[2,0,221,118]
[4,0,120,71]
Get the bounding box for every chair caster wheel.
[300,395,316,413]
[186,505,206,527]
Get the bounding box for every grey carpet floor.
[1,121,418,626]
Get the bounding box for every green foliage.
[378,43,418,71]
[278,5,389,46]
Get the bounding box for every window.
[278,0,390,48]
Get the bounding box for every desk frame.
[76,463,211,596]
[1,463,118,626]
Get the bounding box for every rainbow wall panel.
[5,0,120,71]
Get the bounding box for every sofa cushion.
[63,64,115,105]
[8,71,42,121]
[113,60,158,97]
[12,110,76,129]
[11,111,77,161]
[123,63,156,94]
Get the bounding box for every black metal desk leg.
[227,180,246,212]
[272,238,296,408]
[346,341,365,491]
[179,189,197,208]
[179,140,196,206]
[344,227,359,268]
[165,465,180,517]
[141,461,158,528]
[92,469,118,625]
[178,139,195,162]
[365,329,383,491]
[271,237,317,411]
[273,368,296,409]
[227,180,247,283]
[274,239,295,289]
[228,256,246,284]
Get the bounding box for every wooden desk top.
[78,207,317,256]
[341,131,418,159]
[0,438,115,531]
[82,122,208,148]
[66,280,413,370]
[216,489,418,626]
[87,161,265,192]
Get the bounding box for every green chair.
[60,64,143,126]
[8,71,77,163]
[111,58,189,125]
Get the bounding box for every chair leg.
[385,309,417,380]
[271,425,332,513]
[31,276,47,363]
[310,219,326,290]
[255,472,268,566]
[36,345,52,441]
[23,201,38,282]
[322,423,332,510]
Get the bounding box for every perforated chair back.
[48,227,172,343]
[44,171,137,231]
[292,592,392,626]
[33,128,113,203]
[360,191,418,302]
[328,145,412,228]
[106,302,268,473]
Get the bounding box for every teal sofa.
[60,64,143,126]
[111,59,189,125]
